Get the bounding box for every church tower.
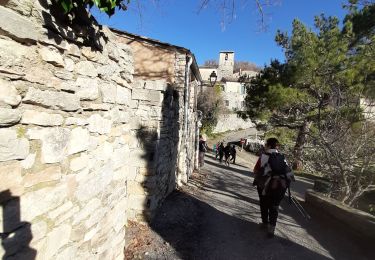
[218,51,234,80]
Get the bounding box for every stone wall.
[213,113,255,133]
[0,1,199,259]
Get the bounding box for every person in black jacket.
[198,135,208,167]
[224,143,231,166]
[230,145,237,164]
[218,142,224,163]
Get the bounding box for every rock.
[70,153,89,172]
[0,129,29,162]
[64,58,75,72]
[75,61,98,78]
[68,44,81,57]
[82,103,112,111]
[0,38,29,69]
[0,79,22,106]
[48,201,74,219]
[65,117,88,126]
[38,46,64,67]
[67,127,90,155]
[97,62,119,78]
[0,161,24,202]
[75,77,99,101]
[21,110,64,126]
[72,198,102,225]
[132,89,162,103]
[116,86,131,105]
[23,166,62,188]
[100,83,117,104]
[44,224,72,259]
[21,153,36,169]
[40,128,70,164]
[0,108,21,126]
[0,6,39,43]
[88,114,112,134]
[23,87,81,111]
[54,70,74,80]
[112,146,130,170]
[30,221,48,244]
[20,185,66,221]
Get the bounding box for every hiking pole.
[288,187,311,220]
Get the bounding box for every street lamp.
[209,71,217,87]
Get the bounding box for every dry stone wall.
[213,113,255,133]
[0,1,199,259]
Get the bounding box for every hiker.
[218,142,225,163]
[224,143,231,166]
[230,145,237,164]
[252,137,294,237]
[198,135,208,167]
[215,142,220,160]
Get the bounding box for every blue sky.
[93,0,348,67]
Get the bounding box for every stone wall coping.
[305,189,375,239]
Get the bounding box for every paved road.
[179,152,371,260]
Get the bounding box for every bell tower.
[218,51,234,80]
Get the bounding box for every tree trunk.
[292,120,311,170]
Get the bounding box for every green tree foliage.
[198,85,226,136]
[244,1,375,206]
[57,0,130,16]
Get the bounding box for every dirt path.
[125,130,372,259]
[126,151,372,259]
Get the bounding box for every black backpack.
[266,152,290,176]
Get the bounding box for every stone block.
[55,245,77,260]
[88,114,112,134]
[82,103,113,111]
[39,46,64,67]
[55,206,79,226]
[0,6,39,43]
[0,129,29,162]
[65,117,88,126]
[144,80,167,91]
[0,38,29,69]
[23,87,80,112]
[30,220,48,244]
[127,194,147,210]
[23,166,61,188]
[21,110,64,126]
[39,128,70,163]
[0,161,23,201]
[67,127,90,155]
[44,224,72,259]
[0,79,22,106]
[132,89,163,103]
[72,198,101,225]
[54,70,74,80]
[70,153,89,172]
[21,153,36,169]
[116,86,131,105]
[100,83,117,104]
[64,58,75,72]
[20,185,66,221]
[112,146,130,170]
[75,61,98,78]
[76,77,99,101]
[108,107,130,124]
[48,201,74,219]
[0,108,21,126]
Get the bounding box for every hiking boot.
[267,224,275,238]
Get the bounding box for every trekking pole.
[287,187,311,220]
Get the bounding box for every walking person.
[218,142,225,163]
[198,135,208,167]
[230,145,237,164]
[224,143,231,166]
[252,138,294,237]
[215,142,220,160]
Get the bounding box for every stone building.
[0,1,201,259]
[199,51,257,132]
[199,51,258,112]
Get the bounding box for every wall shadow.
[150,190,332,260]
[135,84,180,220]
[0,190,36,260]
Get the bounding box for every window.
[225,100,229,106]
[241,85,246,95]
[225,53,228,60]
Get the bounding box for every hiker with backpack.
[252,137,295,237]
[198,135,208,167]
